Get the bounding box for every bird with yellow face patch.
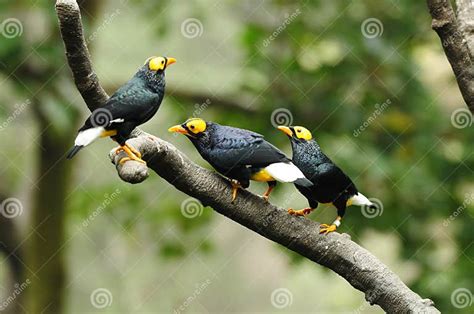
[66,56,176,164]
[169,118,312,202]
[277,125,376,234]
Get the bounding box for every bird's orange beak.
[277,126,293,137]
[166,57,177,66]
[168,124,188,135]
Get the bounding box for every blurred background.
[0,0,473,313]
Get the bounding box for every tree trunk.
[0,194,24,314]
[24,117,77,314]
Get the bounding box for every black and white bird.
[278,125,376,234]
[66,56,176,164]
[169,118,312,201]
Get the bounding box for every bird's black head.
[139,56,176,91]
[168,118,208,139]
[277,125,313,143]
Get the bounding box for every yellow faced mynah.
[66,56,176,164]
[169,118,312,202]
[277,125,375,234]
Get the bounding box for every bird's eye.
[190,125,195,129]
[161,60,165,64]
[297,129,301,133]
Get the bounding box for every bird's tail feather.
[294,177,313,187]
[66,126,105,160]
[348,192,373,206]
[66,145,83,159]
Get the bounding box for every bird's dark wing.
[208,125,289,169]
[313,163,357,195]
[82,79,161,130]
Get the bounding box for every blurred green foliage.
[0,0,473,313]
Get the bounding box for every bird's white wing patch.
[74,127,105,146]
[110,118,124,123]
[265,162,306,183]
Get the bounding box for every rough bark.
[427,0,474,113]
[455,0,474,55]
[56,0,108,111]
[56,0,441,312]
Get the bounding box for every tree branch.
[56,0,440,312]
[101,83,258,114]
[56,0,109,111]
[427,0,474,113]
[455,0,474,56]
[167,88,257,113]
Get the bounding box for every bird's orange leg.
[117,144,146,165]
[262,185,274,201]
[319,216,342,235]
[114,146,124,154]
[114,143,142,159]
[288,207,314,217]
[125,143,142,159]
[230,180,241,202]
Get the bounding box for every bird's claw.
[230,181,241,203]
[114,146,124,155]
[319,224,337,235]
[288,208,313,217]
[119,156,146,165]
[115,144,142,158]
[127,145,142,159]
[115,143,145,165]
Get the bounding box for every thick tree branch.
[56,0,440,312]
[167,88,257,113]
[108,136,439,313]
[427,0,474,113]
[56,0,109,111]
[455,0,474,56]
[102,83,257,114]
